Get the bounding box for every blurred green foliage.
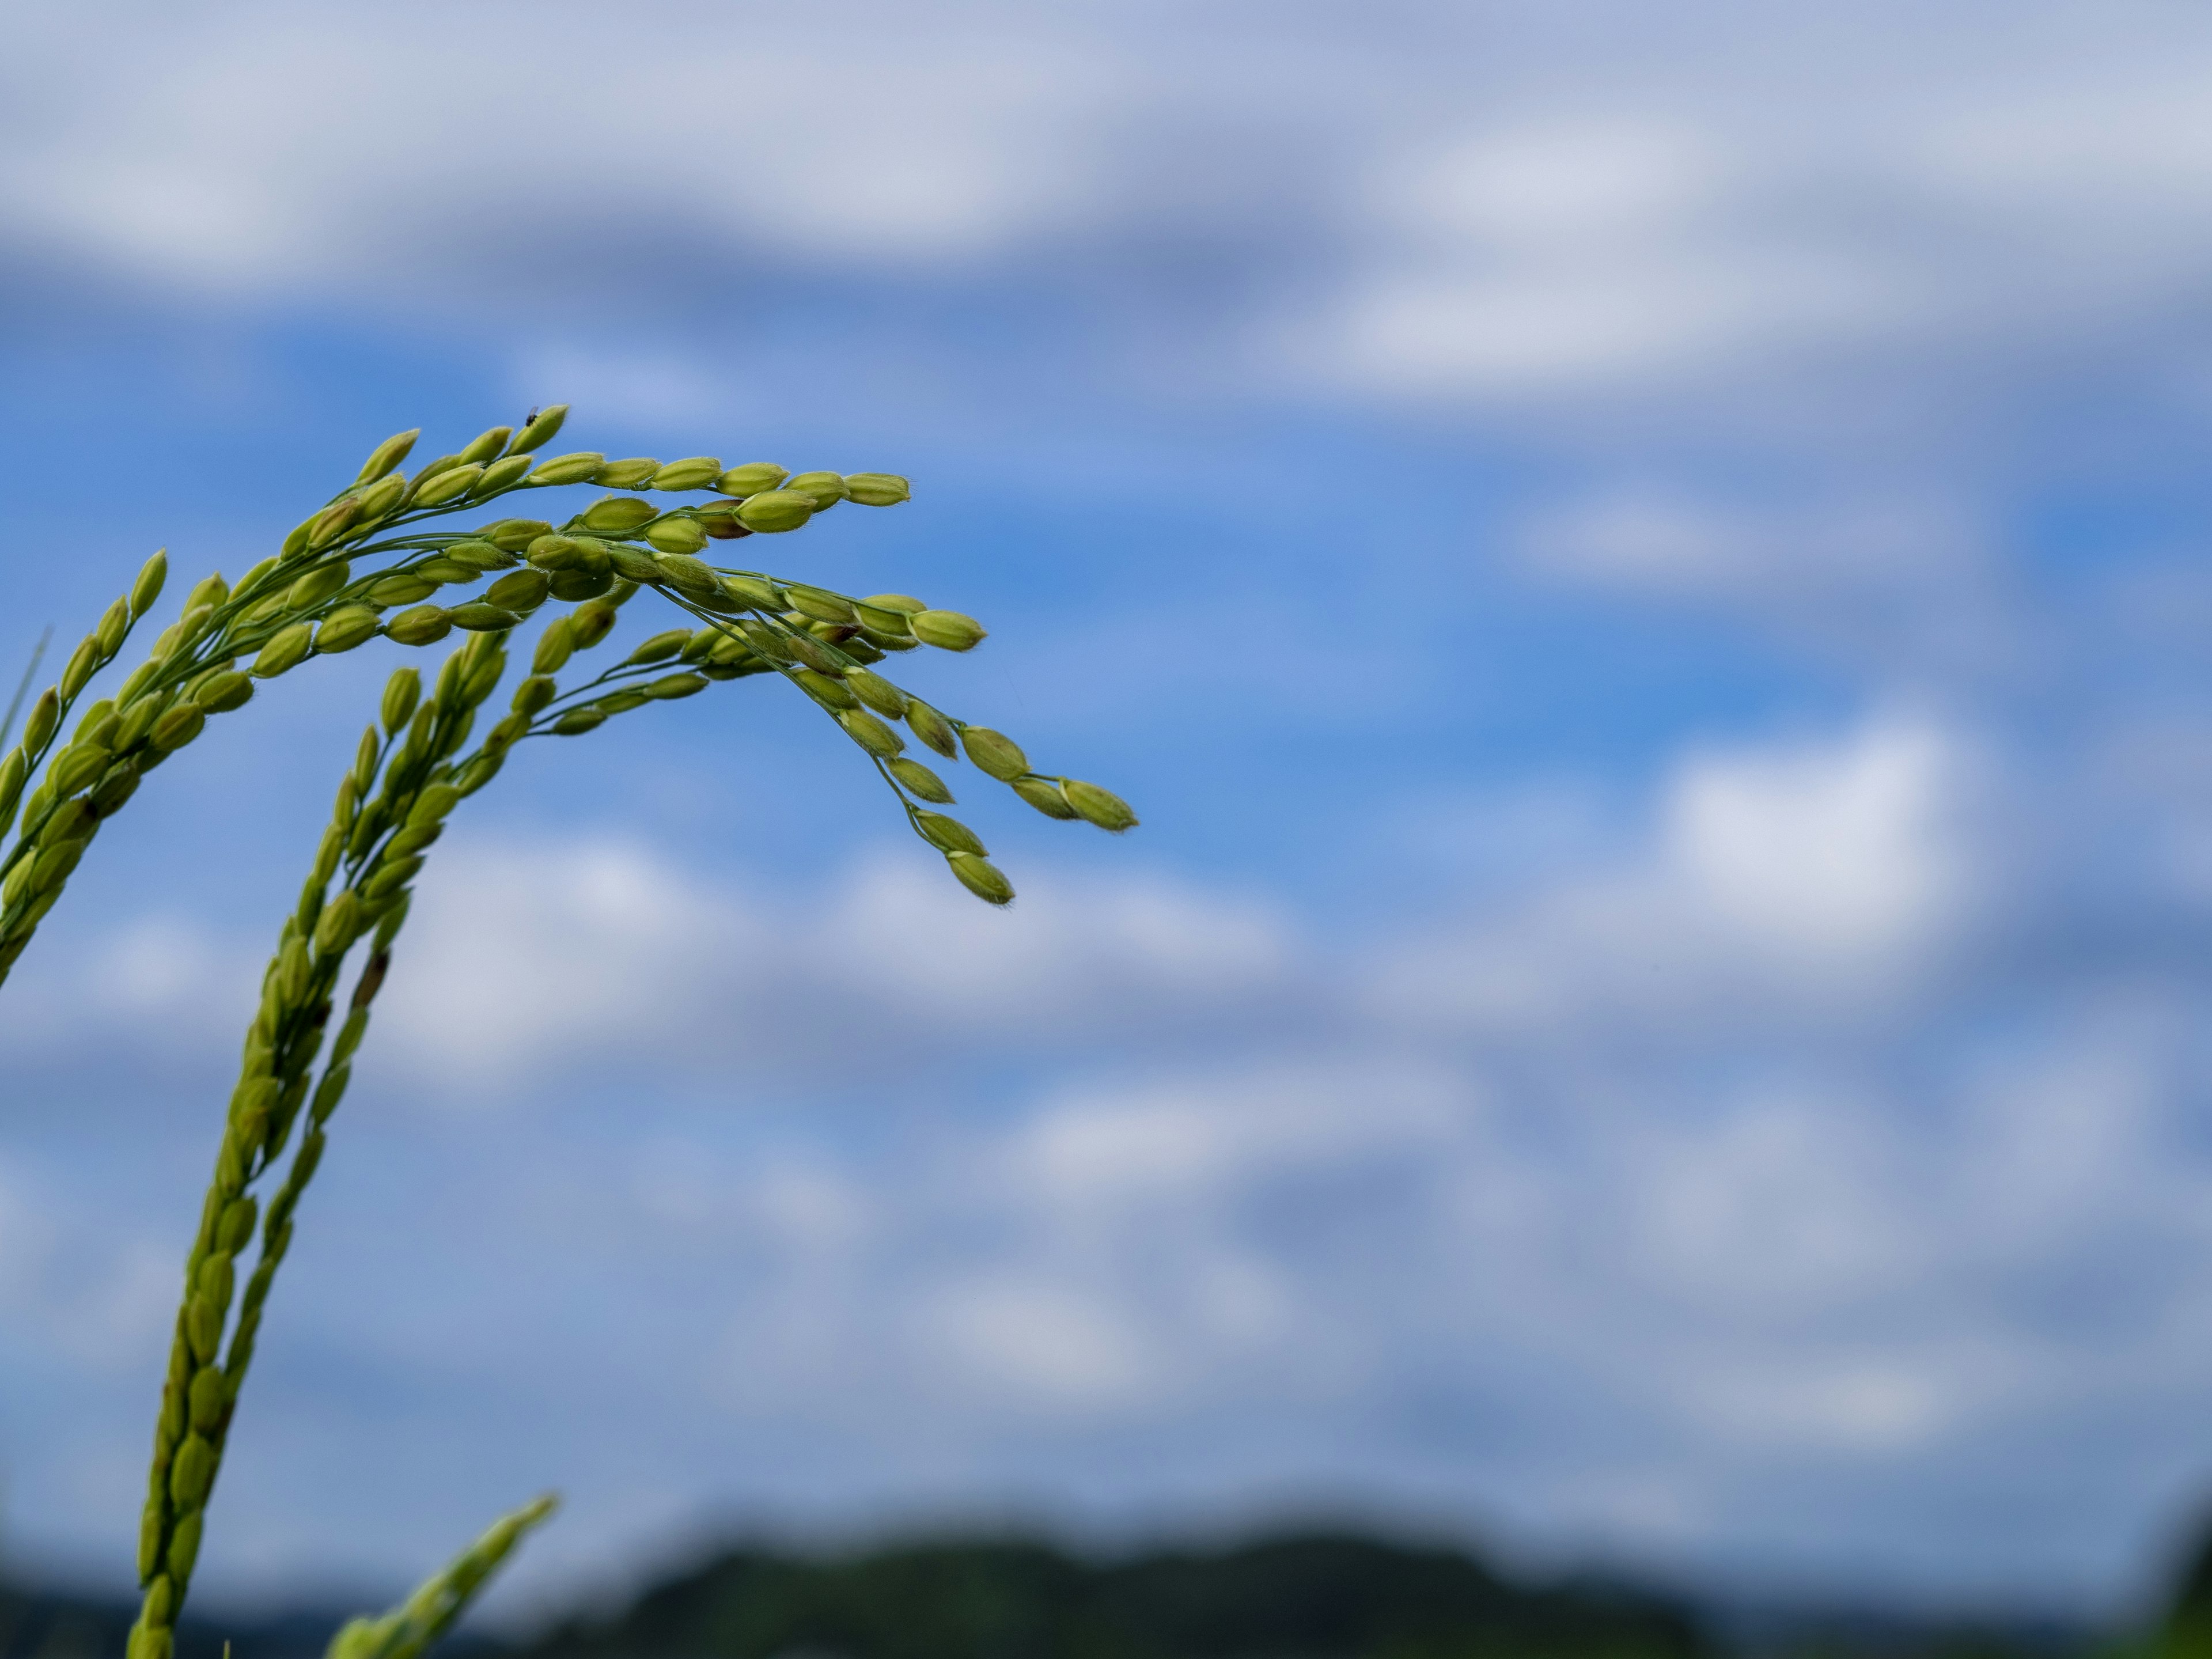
[520,1534,1707,1659]
[2146,1517,2212,1659]
[0,1525,2135,1659]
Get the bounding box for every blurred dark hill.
[0,1580,502,1659]
[0,1530,2115,1659]
[2149,1509,2212,1659]
[517,1534,1705,1659]
[0,1582,460,1659]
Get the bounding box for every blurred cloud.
[13,697,2212,1606]
[6,1,2212,431]
[368,837,1299,1090]
[1376,718,1980,1031]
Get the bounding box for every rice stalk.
[96,408,1136,1659]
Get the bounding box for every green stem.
[0,479,556,985]
[123,630,520,1659]
[0,626,52,747]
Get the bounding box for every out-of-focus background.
[9,0,2212,1651]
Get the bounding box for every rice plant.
[0,409,1137,1659]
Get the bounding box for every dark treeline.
[524,1534,1702,1659]
[0,1528,2149,1659]
[0,1587,390,1659]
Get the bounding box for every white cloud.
[925,1275,1165,1411]
[0,5,1117,297]
[1669,719,1968,961]
[373,834,713,1088]
[101,915,242,1013]
[1390,124,1726,252]
[10,0,2212,424]
[514,347,743,432]
[1687,1355,1959,1454]
[1917,70,2212,218]
[1376,717,1976,1035]
[0,910,256,1065]
[14,698,2212,1606]
[0,1157,177,1372]
[1312,21,2212,404]
[373,836,1297,1089]
[816,855,1296,1025]
[1005,1060,1462,1211]
[1627,1087,1921,1312]
[0,1161,56,1306]
[1517,487,1983,597]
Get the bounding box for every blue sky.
[7,0,2212,1626]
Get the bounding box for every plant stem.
[124,631,520,1658]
